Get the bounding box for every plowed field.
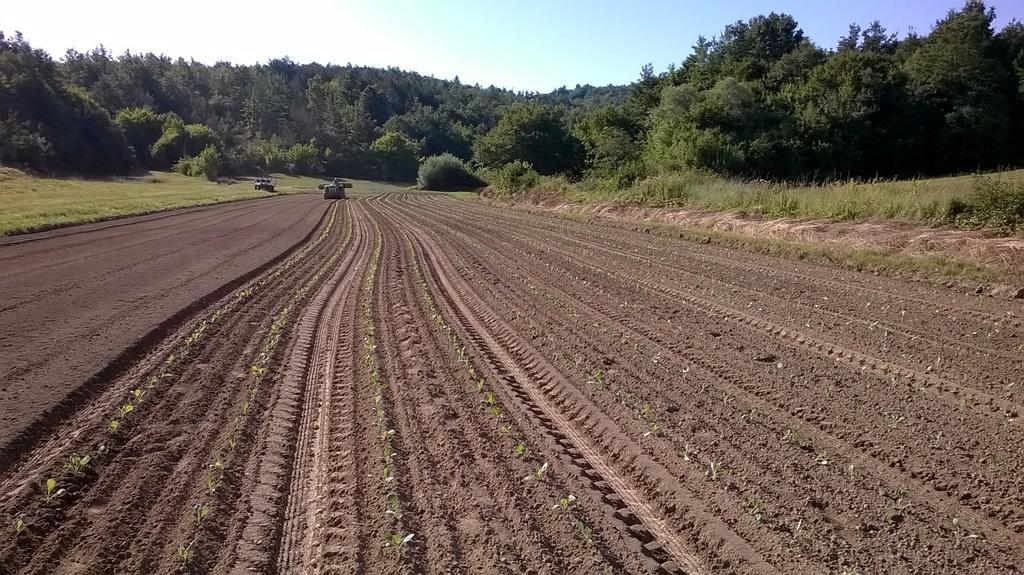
[2,192,1022,575]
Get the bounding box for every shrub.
[947,177,1024,229]
[150,117,223,170]
[417,153,485,191]
[175,145,222,181]
[488,160,540,197]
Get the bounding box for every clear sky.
[4,0,1022,92]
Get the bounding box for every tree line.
[1,0,1022,184]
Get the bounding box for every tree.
[371,131,419,181]
[384,104,473,159]
[646,79,777,176]
[903,0,1017,171]
[574,105,645,181]
[680,13,806,84]
[0,32,132,174]
[784,50,912,176]
[473,103,584,175]
[115,106,162,163]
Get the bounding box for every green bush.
[488,160,540,196]
[947,177,1024,229]
[285,141,322,175]
[149,116,223,170]
[0,113,53,168]
[174,145,222,181]
[114,107,162,164]
[417,153,485,191]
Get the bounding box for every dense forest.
[1,0,1022,184]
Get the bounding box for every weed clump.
[946,177,1024,230]
[174,145,222,181]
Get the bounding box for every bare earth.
[1,193,1022,574]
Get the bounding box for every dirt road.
[2,192,1022,574]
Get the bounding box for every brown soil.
[0,194,329,465]
[1,192,1022,574]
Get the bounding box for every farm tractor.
[253,177,275,192]
[320,177,352,199]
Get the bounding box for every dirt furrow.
[412,196,1024,399]
[0,194,330,464]
[6,191,1022,574]
[0,201,345,574]
[393,195,1024,572]
[371,201,641,574]
[209,202,365,573]
[273,202,375,574]
[410,223,751,575]
[430,196,1022,334]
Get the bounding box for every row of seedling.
[175,302,293,567]
[171,207,346,566]
[412,261,609,554]
[412,262,540,475]
[362,232,414,555]
[16,204,343,536]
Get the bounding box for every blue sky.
[5,0,1022,92]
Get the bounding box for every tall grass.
[0,169,324,235]
[536,169,1024,228]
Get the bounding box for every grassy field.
[537,169,1024,227]
[0,170,327,236]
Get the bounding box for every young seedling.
[573,518,595,546]
[176,541,194,565]
[884,488,912,524]
[708,461,725,481]
[206,463,222,493]
[13,517,26,535]
[526,461,549,482]
[119,403,134,418]
[643,422,663,438]
[42,477,64,504]
[743,495,764,522]
[513,442,527,457]
[65,453,92,474]
[553,494,577,512]
[385,493,402,520]
[385,531,414,553]
[782,429,803,447]
[108,419,121,433]
[195,503,210,525]
[951,518,980,548]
